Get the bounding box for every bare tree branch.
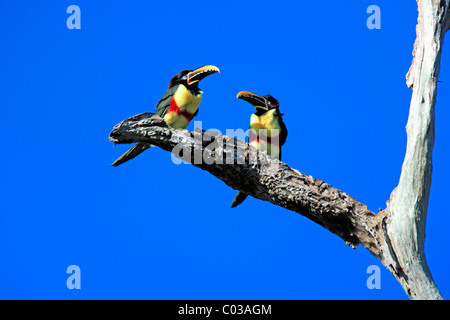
[109,0,450,299]
[109,114,384,256]
[379,0,450,300]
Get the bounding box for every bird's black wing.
[154,84,179,118]
[110,85,179,167]
[278,113,288,147]
[277,111,288,161]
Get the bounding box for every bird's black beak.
[236,91,268,110]
[187,65,220,85]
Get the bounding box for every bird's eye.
[267,101,271,105]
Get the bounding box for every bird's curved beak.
[187,65,220,85]
[236,91,268,110]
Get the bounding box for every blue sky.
[0,1,449,299]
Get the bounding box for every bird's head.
[168,65,220,92]
[237,91,280,115]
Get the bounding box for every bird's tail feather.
[231,191,248,208]
[111,143,153,167]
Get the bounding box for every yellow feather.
[164,85,203,129]
[173,85,203,114]
[249,109,282,159]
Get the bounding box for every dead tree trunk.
[376,0,450,300]
[109,0,450,299]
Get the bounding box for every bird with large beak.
[111,65,220,166]
[231,91,288,208]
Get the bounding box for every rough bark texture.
[377,0,450,300]
[110,114,384,256]
[109,0,450,300]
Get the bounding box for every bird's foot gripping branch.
[109,112,383,257]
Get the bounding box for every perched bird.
[231,91,288,208]
[111,65,220,166]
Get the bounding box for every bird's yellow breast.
[249,109,282,159]
[250,109,280,135]
[164,85,203,129]
[173,85,203,114]
[164,112,189,129]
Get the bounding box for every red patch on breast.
[249,132,260,144]
[249,131,280,145]
[168,98,195,122]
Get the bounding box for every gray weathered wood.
[378,0,450,300]
[110,115,384,256]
